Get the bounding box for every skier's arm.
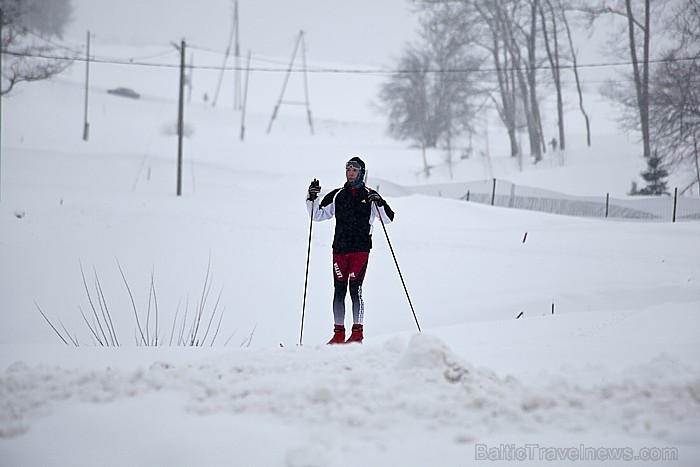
[379,202,395,223]
[372,202,394,225]
[368,190,394,225]
[306,189,338,221]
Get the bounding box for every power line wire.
[4,47,698,75]
[13,29,178,63]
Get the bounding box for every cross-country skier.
[306,156,395,344]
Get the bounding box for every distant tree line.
[379,0,699,194]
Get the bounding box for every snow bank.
[2,335,699,466]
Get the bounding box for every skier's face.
[346,167,360,182]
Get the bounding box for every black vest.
[321,186,373,254]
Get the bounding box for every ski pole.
[299,199,314,346]
[375,204,421,333]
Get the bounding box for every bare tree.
[471,0,521,159]
[1,0,74,96]
[380,48,433,175]
[471,0,548,165]
[647,1,700,192]
[19,0,72,37]
[380,1,481,177]
[539,0,565,151]
[526,0,546,159]
[493,0,545,163]
[557,0,591,147]
[422,1,482,177]
[579,0,657,159]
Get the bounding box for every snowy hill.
[1,34,700,466]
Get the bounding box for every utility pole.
[266,30,314,135]
[82,31,91,141]
[240,50,251,141]
[176,40,186,196]
[233,0,241,110]
[213,0,239,108]
[300,30,313,135]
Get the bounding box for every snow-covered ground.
[1,36,699,466]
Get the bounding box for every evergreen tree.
[637,151,670,195]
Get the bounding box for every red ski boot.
[327,325,346,345]
[346,324,363,344]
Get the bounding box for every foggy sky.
[65,0,419,66]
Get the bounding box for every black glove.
[308,179,321,201]
[367,190,385,207]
